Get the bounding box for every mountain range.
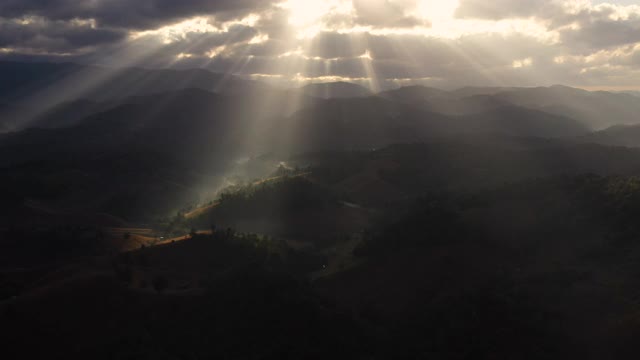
[4,60,640,224]
[2,61,640,142]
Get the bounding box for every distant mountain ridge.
[300,81,373,99]
[2,60,640,138]
[379,86,449,103]
[0,87,589,165]
[380,84,640,129]
[0,61,271,103]
[0,61,275,131]
[580,124,640,147]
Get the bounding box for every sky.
[1,0,640,90]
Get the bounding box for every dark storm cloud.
[0,17,127,53]
[456,0,640,53]
[561,18,640,52]
[165,25,258,56]
[0,0,277,30]
[558,6,640,52]
[239,39,292,57]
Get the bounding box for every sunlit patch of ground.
[105,228,157,251]
[106,227,216,250]
[251,172,312,186]
[184,203,220,219]
[154,231,213,246]
[182,172,311,221]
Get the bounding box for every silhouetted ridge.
[301,81,373,99]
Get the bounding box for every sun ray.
[6,35,175,129]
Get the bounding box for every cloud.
[456,0,640,53]
[455,0,563,20]
[629,47,640,68]
[1,0,640,89]
[0,0,277,30]
[557,5,640,52]
[353,0,429,28]
[306,32,368,59]
[0,17,127,54]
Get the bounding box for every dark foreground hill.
[4,131,640,359]
[5,171,640,358]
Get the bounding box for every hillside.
[3,87,589,159]
[493,85,640,129]
[0,61,270,102]
[301,81,373,99]
[4,61,640,136]
[381,84,640,129]
[275,98,588,153]
[461,106,588,138]
[0,61,277,131]
[580,124,640,147]
[379,85,449,103]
